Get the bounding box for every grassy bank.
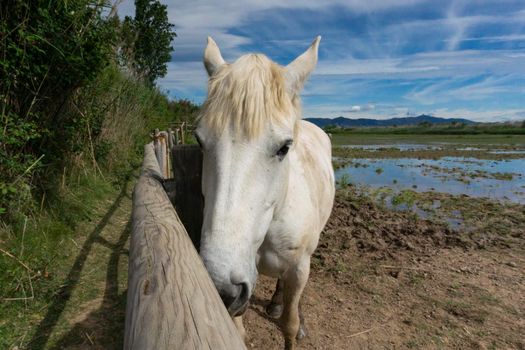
[330,133,525,146]
[325,122,525,137]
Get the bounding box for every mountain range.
[305,114,476,128]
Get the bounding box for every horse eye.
[276,139,293,160]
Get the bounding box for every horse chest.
[256,223,311,278]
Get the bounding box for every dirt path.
[28,178,133,349]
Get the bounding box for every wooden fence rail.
[124,142,246,350]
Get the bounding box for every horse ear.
[204,36,226,77]
[285,36,321,95]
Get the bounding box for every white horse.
[197,36,335,350]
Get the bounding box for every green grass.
[0,168,134,349]
[325,123,525,137]
[336,173,351,189]
[330,133,525,146]
[387,190,417,207]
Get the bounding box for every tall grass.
[0,63,199,347]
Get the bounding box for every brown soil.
[40,183,523,350]
[244,190,525,349]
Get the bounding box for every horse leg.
[266,278,284,318]
[233,315,246,341]
[280,258,310,350]
[296,300,307,340]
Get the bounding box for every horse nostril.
[219,281,251,316]
[237,281,249,306]
[219,284,241,310]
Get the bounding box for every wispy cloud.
[118,0,525,121]
[445,2,467,51]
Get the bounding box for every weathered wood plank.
[124,143,245,350]
[160,131,171,178]
[166,145,204,250]
[167,128,174,150]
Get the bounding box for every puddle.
[489,150,525,155]
[335,157,525,204]
[342,143,443,151]
[456,147,485,151]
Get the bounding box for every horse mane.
[199,54,300,139]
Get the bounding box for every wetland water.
[334,142,525,204]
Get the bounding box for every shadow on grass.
[28,179,132,349]
[49,220,131,349]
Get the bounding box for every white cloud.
[316,50,525,79]
[343,104,375,113]
[156,61,208,99]
[303,102,404,119]
[303,103,525,123]
[405,74,521,105]
[118,0,428,61]
[449,34,525,43]
[428,108,525,123]
[445,2,467,51]
[116,0,525,122]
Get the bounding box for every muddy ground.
[243,188,525,349]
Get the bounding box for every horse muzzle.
[219,281,250,316]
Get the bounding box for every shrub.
[0,0,117,216]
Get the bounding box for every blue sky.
[119,0,525,122]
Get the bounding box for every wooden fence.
[124,141,246,349]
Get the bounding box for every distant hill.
[305,114,477,128]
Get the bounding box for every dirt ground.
[29,184,523,349]
[243,190,525,349]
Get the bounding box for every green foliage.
[0,64,199,345]
[123,0,176,85]
[0,0,194,217]
[0,1,199,346]
[0,0,117,215]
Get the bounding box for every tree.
[125,0,176,85]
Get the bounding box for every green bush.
[0,1,200,346]
[0,0,117,215]
[0,0,197,216]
